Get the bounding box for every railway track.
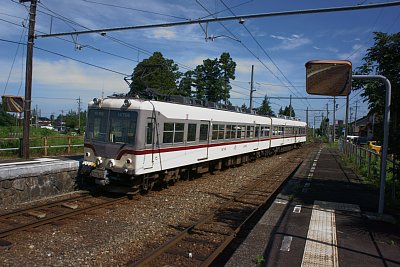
[0,192,127,239]
[130,151,304,267]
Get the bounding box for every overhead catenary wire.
[218,0,313,109]
[34,1,400,38]
[0,38,130,76]
[3,15,28,96]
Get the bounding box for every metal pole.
[345,94,349,140]
[353,74,391,214]
[333,96,336,141]
[22,0,38,159]
[326,103,329,141]
[77,96,81,131]
[289,95,292,117]
[249,65,254,111]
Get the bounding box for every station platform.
[225,146,400,267]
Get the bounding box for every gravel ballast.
[0,147,309,266]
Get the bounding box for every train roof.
[88,96,306,126]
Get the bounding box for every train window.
[163,123,174,144]
[226,125,232,139]
[240,126,246,139]
[272,126,278,136]
[255,125,260,138]
[246,126,254,138]
[187,124,196,142]
[146,122,153,145]
[109,111,137,144]
[230,125,237,139]
[265,126,270,137]
[199,124,209,142]
[218,125,225,140]
[174,123,184,143]
[212,124,218,140]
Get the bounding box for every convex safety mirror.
[305,60,352,96]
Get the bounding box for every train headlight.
[108,160,115,168]
[124,99,131,107]
[85,152,91,157]
[96,157,103,166]
[126,158,132,164]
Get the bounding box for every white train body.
[81,97,306,188]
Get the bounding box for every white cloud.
[269,34,311,50]
[148,29,177,40]
[31,59,126,92]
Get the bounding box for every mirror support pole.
[353,75,391,214]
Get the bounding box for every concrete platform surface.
[226,146,400,267]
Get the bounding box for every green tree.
[202,58,222,102]
[0,102,15,126]
[178,70,194,97]
[279,105,296,117]
[257,95,275,116]
[193,65,207,100]
[218,52,236,104]
[191,53,237,103]
[130,52,181,96]
[354,32,400,155]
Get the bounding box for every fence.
[339,138,399,203]
[0,136,84,158]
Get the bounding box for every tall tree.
[202,58,222,102]
[279,105,295,117]
[257,95,274,116]
[218,52,236,104]
[130,52,181,96]
[354,32,400,155]
[193,65,207,100]
[178,70,194,97]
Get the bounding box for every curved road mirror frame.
[305,60,352,96]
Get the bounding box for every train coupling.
[90,168,110,186]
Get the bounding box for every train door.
[254,124,260,151]
[144,117,155,169]
[197,121,210,161]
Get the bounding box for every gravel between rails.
[0,146,311,267]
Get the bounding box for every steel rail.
[0,195,127,238]
[131,152,304,267]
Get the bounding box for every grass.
[0,126,84,159]
[338,143,400,208]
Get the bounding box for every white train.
[80,96,307,191]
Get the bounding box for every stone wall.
[0,159,80,207]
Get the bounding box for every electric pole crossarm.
[35,1,400,38]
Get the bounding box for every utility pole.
[77,96,81,131]
[354,100,358,135]
[249,65,255,112]
[306,107,309,125]
[326,103,329,141]
[350,107,353,135]
[289,95,292,117]
[333,96,336,141]
[22,0,38,159]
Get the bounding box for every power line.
[219,0,312,109]
[81,0,189,20]
[35,1,400,38]
[0,38,130,76]
[3,15,27,96]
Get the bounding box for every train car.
[80,96,306,191]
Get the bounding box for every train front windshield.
[86,109,137,144]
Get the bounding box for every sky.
[0,0,399,125]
